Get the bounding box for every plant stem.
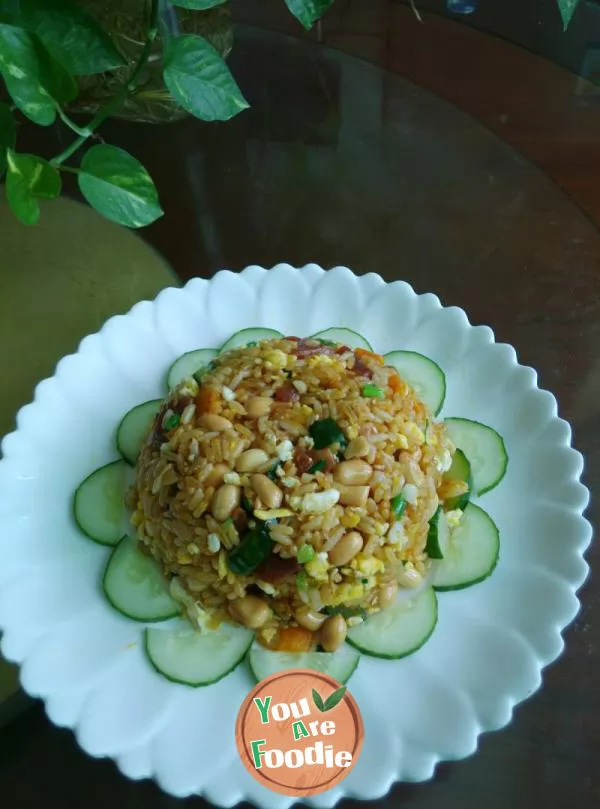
[55,105,90,138]
[50,0,160,167]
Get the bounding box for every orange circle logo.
[235,669,364,797]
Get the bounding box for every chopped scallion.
[391,494,406,519]
[164,413,180,430]
[296,571,308,590]
[308,459,327,474]
[309,418,346,450]
[362,384,385,399]
[297,544,316,564]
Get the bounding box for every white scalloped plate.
[0,265,591,806]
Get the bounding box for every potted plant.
[0,0,581,229]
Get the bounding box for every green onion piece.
[309,418,346,450]
[228,523,273,575]
[318,339,337,347]
[297,544,315,564]
[391,494,406,519]
[267,462,281,481]
[361,578,369,584]
[164,413,180,430]
[221,517,234,528]
[362,384,385,399]
[296,571,308,590]
[308,459,327,474]
[241,495,253,515]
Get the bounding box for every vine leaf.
[5,150,62,225]
[78,145,164,229]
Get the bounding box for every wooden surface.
[1,2,598,807]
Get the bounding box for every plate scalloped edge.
[0,263,593,809]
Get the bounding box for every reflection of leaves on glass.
[78,145,163,229]
[5,0,125,75]
[163,34,248,122]
[171,0,227,9]
[323,686,346,712]
[0,103,16,177]
[311,688,325,712]
[556,0,580,30]
[5,150,62,225]
[284,0,335,30]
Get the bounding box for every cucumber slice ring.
[220,328,283,352]
[444,417,508,495]
[103,536,179,622]
[310,328,373,350]
[346,587,438,659]
[432,503,500,591]
[73,460,128,547]
[145,623,253,686]
[384,350,446,415]
[249,646,360,684]
[167,348,218,390]
[117,399,162,466]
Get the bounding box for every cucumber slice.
[73,460,128,546]
[432,503,499,591]
[425,506,450,559]
[310,328,373,351]
[116,399,162,466]
[443,449,472,511]
[249,646,360,684]
[384,351,446,415]
[444,417,508,495]
[103,536,179,622]
[167,348,218,390]
[346,587,438,659]
[145,622,253,686]
[220,328,283,352]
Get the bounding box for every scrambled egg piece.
[351,556,385,576]
[446,508,463,528]
[305,552,329,582]
[289,489,340,514]
[403,422,425,445]
[328,582,365,605]
[308,354,336,366]
[265,349,288,369]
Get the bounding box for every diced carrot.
[389,373,403,393]
[196,387,220,414]
[355,348,384,365]
[272,627,314,653]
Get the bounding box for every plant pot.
[69,0,233,124]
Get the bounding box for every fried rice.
[129,336,464,651]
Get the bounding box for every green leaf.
[0,24,76,125]
[323,685,346,712]
[5,150,61,225]
[77,145,164,229]
[163,34,248,122]
[3,0,125,75]
[556,0,580,30]
[311,688,325,712]
[284,0,335,29]
[0,102,16,177]
[171,0,227,8]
